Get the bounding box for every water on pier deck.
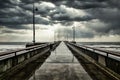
[29,42,92,80]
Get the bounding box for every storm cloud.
[0,0,120,41]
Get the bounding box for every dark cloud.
[1,29,25,34]
[4,25,31,30]
[0,0,120,40]
[50,0,108,9]
[86,7,120,35]
[107,0,120,9]
[0,0,15,9]
[51,13,93,21]
[49,5,94,21]
[0,1,52,28]
[67,1,108,9]
[0,24,32,33]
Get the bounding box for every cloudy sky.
[0,0,120,42]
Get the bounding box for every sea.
[0,42,26,53]
[0,42,120,53]
[78,42,120,52]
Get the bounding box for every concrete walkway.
[29,42,92,80]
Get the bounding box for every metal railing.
[67,42,120,74]
[69,42,120,59]
[0,43,53,74]
[0,41,61,76]
[0,43,49,61]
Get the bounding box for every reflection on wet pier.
[29,42,92,80]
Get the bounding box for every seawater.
[0,42,26,52]
[77,42,120,52]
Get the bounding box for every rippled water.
[77,42,120,52]
[0,42,26,52]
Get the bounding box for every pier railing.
[0,42,60,75]
[66,42,120,75]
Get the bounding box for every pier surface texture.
[29,42,92,80]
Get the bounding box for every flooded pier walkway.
[29,42,92,80]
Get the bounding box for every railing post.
[15,52,16,57]
[107,53,109,57]
[12,52,17,67]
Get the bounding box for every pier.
[0,41,120,80]
[29,42,92,80]
[0,0,120,80]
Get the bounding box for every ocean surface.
[0,42,120,53]
[77,42,120,52]
[0,42,26,52]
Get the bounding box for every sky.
[0,0,120,42]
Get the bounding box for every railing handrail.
[69,42,120,57]
[0,43,51,57]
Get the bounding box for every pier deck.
[29,42,92,80]
[1,42,120,80]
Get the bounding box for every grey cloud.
[84,19,120,36]
[0,7,49,25]
[50,5,94,21]
[51,14,93,21]
[0,0,94,26]
[107,0,120,9]
[0,24,31,30]
[1,29,25,34]
[0,0,51,27]
[0,0,15,9]
[51,0,109,9]
[67,1,108,9]
[60,21,74,26]
[86,7,120,35]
